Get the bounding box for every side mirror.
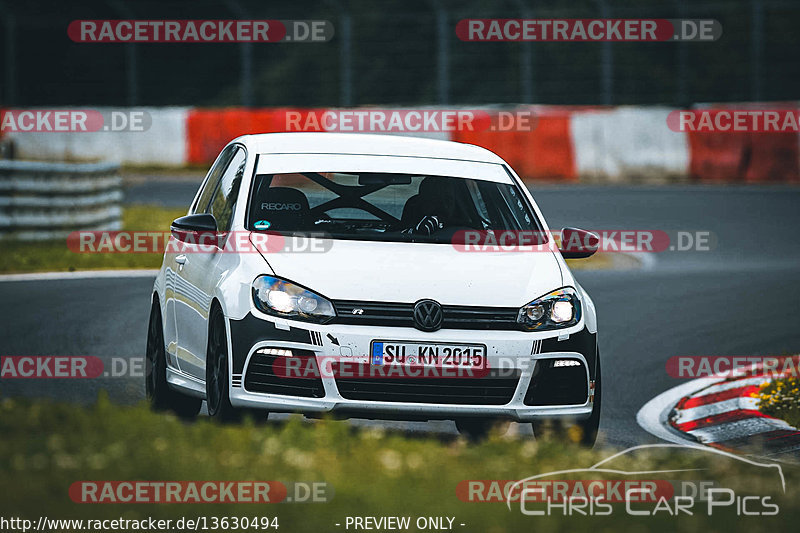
[558,227,599,259]
[170,214,218,245]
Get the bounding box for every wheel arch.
[209,296,224,317]
[207,297,235,388]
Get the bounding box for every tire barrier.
[0,160,122,241]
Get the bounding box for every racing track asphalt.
[2,181,800,448]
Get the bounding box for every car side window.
[191,145,237,214]
[206,147,246,232]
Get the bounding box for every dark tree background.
[1,0,797,107]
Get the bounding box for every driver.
[402,177,459,235]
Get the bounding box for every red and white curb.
[638,362,800,458]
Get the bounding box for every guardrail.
[0,160,122,240]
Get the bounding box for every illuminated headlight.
[551,301,574,323]
[252,275,336,324]
[517,287,581,331]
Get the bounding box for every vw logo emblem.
[413,299,443,332]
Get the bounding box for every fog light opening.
[256,347,295,357]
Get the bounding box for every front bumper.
[227,311,597,422]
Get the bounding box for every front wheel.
[206,306,265,423]
[146,300,201,418]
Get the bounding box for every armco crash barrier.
[0,160,122,240]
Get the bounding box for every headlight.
[252,275,336,323]
[517,287,581,331]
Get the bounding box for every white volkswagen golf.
[146,133,602,444]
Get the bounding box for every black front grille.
[333,300,520,330]
[443,305,520,329]
[336,368,521,404]
[334,301,413,327]
[244,351,325,398]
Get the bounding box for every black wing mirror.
[558,227,599,259]
[170,214,218,245]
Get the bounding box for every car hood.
[254,236,564,307]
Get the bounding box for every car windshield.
[246,171,545,244]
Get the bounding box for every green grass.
[759,377,800,428]
[0,396,797,532]
[0,206,185,274]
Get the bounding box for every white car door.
[164,150,231,373]
[174,146,246,379]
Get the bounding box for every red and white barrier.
[452,107,577,181]
[571,107,690,183]
[2,107,188,166]
[3,105,799,183]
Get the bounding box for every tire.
[579,355,602,446]
[146,300,202,418]
[532,353,602,447]
[455,418,509,442]
[205,306,265,423]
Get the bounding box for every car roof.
[233,132,506,165]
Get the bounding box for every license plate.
[370,341,486,369]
